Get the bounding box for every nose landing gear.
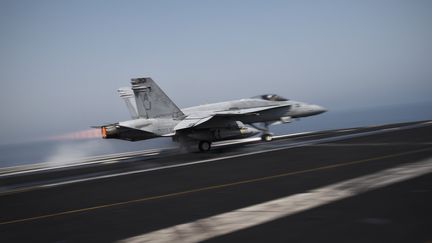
[261,133,273,142]
[250,123,274,142]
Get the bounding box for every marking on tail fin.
[143,93,151,110]
[131,78,184,119]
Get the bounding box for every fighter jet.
[99,77,327,151]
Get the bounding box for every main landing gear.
[198,140,212,152]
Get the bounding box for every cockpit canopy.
[252,94,289,101]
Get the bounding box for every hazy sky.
[1,0,432,144]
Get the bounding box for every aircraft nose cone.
[316,105,327,114]
[311,105,327,115]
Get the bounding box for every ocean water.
[0,102,431,168]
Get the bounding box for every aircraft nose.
[312,105,327,114]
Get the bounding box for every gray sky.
[1,0,432,144]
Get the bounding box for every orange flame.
[48,128,101,141]
[101,127,107,138]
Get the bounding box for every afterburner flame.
[48,129,101,141]
[101,127,107,138]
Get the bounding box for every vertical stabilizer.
[117,87,139,119]
[131,77,184,119]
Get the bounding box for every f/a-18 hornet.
[99,77,327,151]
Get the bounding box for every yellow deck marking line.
[1,146,431,226]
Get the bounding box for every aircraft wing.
[174,114,214,130]
[214,104,289,116]
[174,104,290,131]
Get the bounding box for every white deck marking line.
[120,158,432,243]
[337,129,356,133]
[312,142,432,146]
[0,122,431,195]
[0,149,165,176]
[0,132,315,176]
[1,121,428,177]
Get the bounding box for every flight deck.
[1,120,431,242]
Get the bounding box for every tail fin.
[131,77,184,119]
[117,87,139,119]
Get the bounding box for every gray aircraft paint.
[101,77,326,151]
[131,78,184,119]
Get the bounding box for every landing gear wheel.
[261,134,273,142]
[198,141,212,152]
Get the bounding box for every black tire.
[198,141,211,152]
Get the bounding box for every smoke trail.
[45,140,113,166]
